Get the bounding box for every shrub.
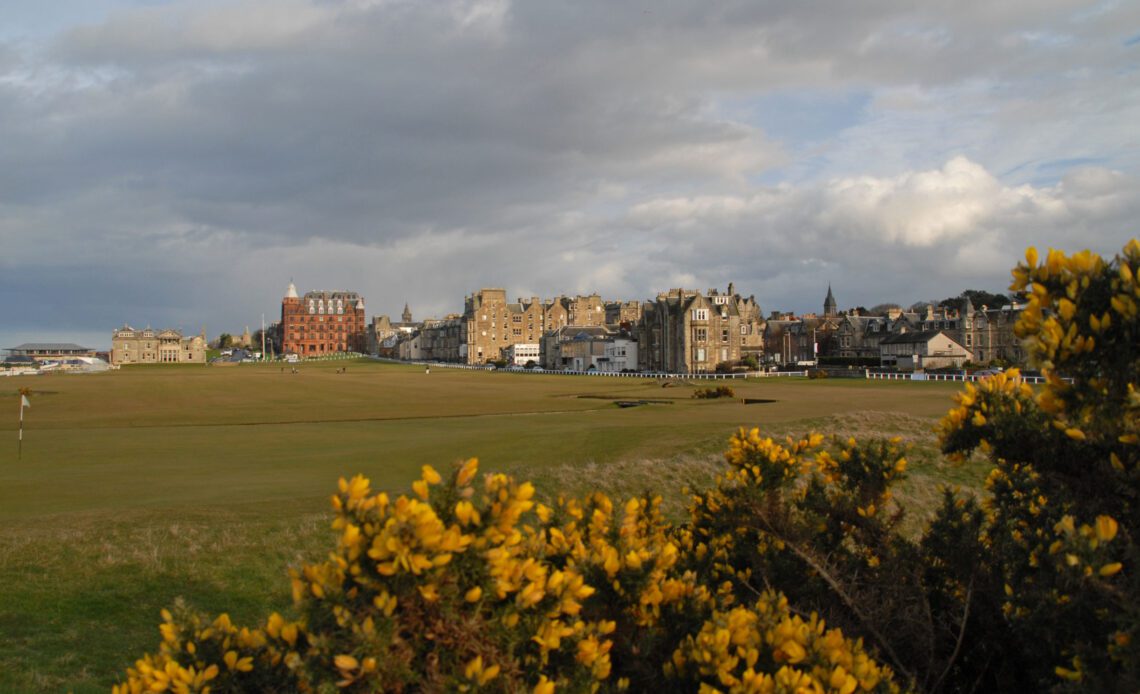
[116,460,900,693]
[929,241,1140,689]
[808,368,829,379]
[692,385,736,399]
[118,240,1139,693]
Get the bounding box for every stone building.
[111,326,206,365]
[880,330,973,371]
[366,306,422,356]
[637,284,764,373]
[542,325,612,370]
[955,297,1025,365]
[544,298,570,332]
[416,315,466,362]
[366,315,397,355]
[280,282,367,357]
[835,314,895,360]
[770,315,839,365]
[605,300,642,327]
[567,293,607,327]
[458,289,640,365]
[833,294,1025,367]
[541,327,636,372]
[464,289,548,364]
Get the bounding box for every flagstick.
[18,397,24,461]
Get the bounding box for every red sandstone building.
[280,282,367,356]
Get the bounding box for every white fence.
[865,370,1047,385]
[367,357,805,380]
[366,356,1051,385]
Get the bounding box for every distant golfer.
[425,365,430,374]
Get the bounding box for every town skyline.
[4,274,1017,352]
[2,1,1137,350]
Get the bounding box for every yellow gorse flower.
[120,421,912,693]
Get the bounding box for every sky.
[2,0,1138,350]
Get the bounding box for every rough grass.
[0,504,330,693]
[0,360,980,692]
[523,411,990,535]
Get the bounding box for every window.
[695,328,707,341]
[722,329,729,343]
[692,309,709,321]
[740,325,749,335]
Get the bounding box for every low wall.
[368,357,806,380]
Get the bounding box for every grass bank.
[0,360,978,692]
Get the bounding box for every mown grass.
[0,360,982,692]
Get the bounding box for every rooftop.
[7,342,94,353]
[879,329,949,345]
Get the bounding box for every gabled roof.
[839,315,873,328]
[9,342,93,352]
[879,329,949,345]
[569,326,612,340]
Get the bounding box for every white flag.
[21,395,30,409]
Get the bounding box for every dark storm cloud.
[1,0,1137,347]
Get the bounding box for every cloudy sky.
[2,0,1138,349]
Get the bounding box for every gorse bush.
[117,240,1139,693]
[693,386,736,399]
[929,240,1140,690]
[116,459,899,693]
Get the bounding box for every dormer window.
[692,309,709,321]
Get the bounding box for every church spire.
[402,303,413,323]
[824,284,838,317]
[962,293,975,317]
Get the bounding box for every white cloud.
[1,0,1137,346]
[621,157,1138,308]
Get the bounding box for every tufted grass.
[0,360,979,692]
